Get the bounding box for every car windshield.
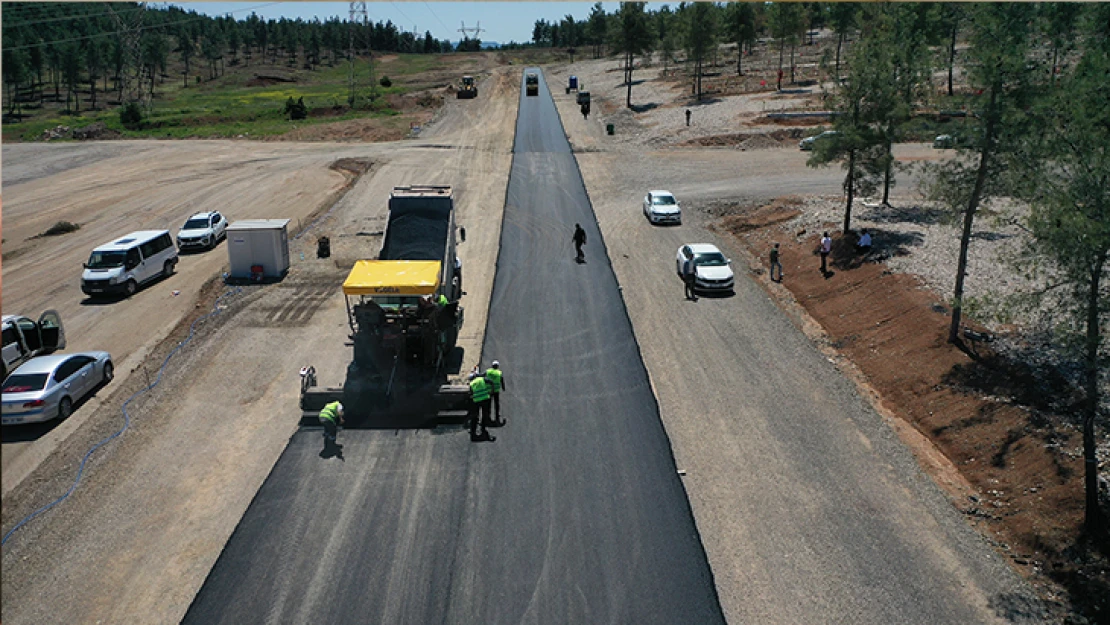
[653,196,676,206]
[86,250,126,269]
[183,218,210,229]
[2,373,49,393]
[696,252,728,266]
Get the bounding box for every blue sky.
[178,2,638,45]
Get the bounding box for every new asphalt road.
[182,69,727,624]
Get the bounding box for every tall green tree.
[176,30,196,87]
[768,3,804,88]
[612,2,653,108]
[939,4,965,97]
[3,49,29,117]
[86,40,104,110]
[923,3,1041,344]
[1040,3,1083,86]
[1013,3,1108,535]
[807,15,890,232]
[587,2,608,58]
[684,2,718,100]
[60,42,82,113]
[725,2,757,75]
[828,3,858,83]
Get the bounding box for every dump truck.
[300,185,470,426]
[457,75,477,99]
[526,72,539,96]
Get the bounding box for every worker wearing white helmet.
[484,360,506,425]
[319,401,345,457]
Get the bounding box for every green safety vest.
[437,294,449,306]
[484,368,503,393]
[469,376,491,403]
[319,401,342,423]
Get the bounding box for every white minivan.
[81,230,178,298]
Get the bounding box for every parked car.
[2,311,65,381]
[675,244,735,293]
[176,211,228,251]
[799,130,840,151]
[81,230,178,298]
[643,190,682,225]
[932,134,970,149]
[2,351,113,425]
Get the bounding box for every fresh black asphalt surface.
[183,69,726,624]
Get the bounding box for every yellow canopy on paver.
[342,260,441,296]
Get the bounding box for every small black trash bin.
[606,123,615,136]
[317,236,331,259]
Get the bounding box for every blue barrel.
[569,75,578,90]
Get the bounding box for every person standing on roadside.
[573,223,587,262]
[319,401,345,458]
[769,242,783,282]
[682,255,699,301]
[685,109,691,126]
[819,232,832,275]
[485,360,506,425]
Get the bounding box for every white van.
[81,230,178,298]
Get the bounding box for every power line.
[422,2,454,41]
[2,5,147,29]
[1,3,280,52]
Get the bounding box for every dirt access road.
[0,68,516,624]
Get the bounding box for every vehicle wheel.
[102,362,114,385]
[163,260,175,278]
[125,280,138,297]
[58,397,73,421]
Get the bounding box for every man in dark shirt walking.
[573,223,587,262]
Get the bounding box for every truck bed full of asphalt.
[182,69,726,624]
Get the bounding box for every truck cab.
[526,72,539,96]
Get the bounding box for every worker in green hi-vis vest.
[318,401,345,458]
[467,368,494,442]
[484,361,506,425]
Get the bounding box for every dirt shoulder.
[723,200,1107,621]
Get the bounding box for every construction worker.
[573,223,587,262]
[485,360,505,424]
[468,370,494,441]
[319,401,345,457]
[437,293,450,307]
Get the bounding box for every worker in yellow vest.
[319,401,345,457]
[485,360,505,425]
[468,369,494,442]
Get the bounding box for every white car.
[2,311,66,381]
[676,244,735,293]
[2,351,113,425]
[643,190,681,225]
[176,211,228,251]
[799,130,839,151]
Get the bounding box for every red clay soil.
[719,198,1109,623]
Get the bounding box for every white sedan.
[676,244,735,293]
[2,352,113,425]
[643,190,682,225]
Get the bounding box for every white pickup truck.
[2,311,66,380]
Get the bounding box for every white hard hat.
[492,360,500,368]
[336,403,345,416]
